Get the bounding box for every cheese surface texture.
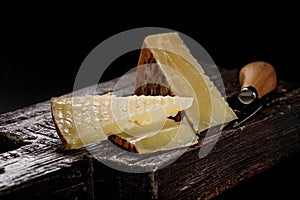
[135,32,237,132]
[51,94,194,149]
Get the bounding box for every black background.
[0,1,299,199]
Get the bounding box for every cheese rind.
[135,32,237,132]
[51,94,194,149]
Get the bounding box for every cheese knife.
[225,61,278,128]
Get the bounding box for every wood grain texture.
[0,68,299,200]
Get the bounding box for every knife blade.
[225,61,278,129]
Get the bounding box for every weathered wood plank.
[0,154,94,200]
[0,68,299,199]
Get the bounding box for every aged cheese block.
[51,93,194,149]
[109,117,198,154]
[135,32,237,132]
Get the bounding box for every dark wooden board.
[1,68,300,199]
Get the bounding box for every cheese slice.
[135,32,237,132]
[109,118,198,154]
[51,93,194,149]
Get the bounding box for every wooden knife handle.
[239,61,277,99]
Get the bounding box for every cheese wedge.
[109,118,198,154]
[135,32,237,132]
[51,94,194,149]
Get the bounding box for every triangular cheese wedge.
[51,93,193,149]
[135,32,237,132]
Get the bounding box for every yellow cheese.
[51,93,194,149]
[135,32,237,132]
[109,118,198,154]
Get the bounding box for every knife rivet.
[238,87,257,104]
